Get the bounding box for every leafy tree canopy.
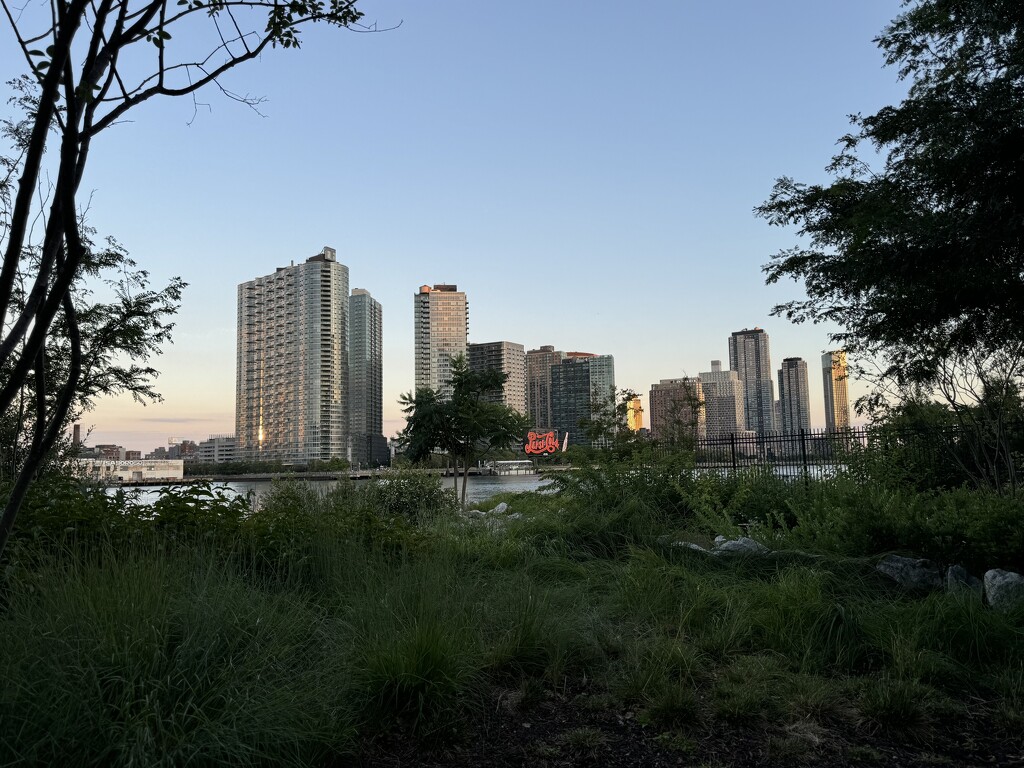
[399,355,530,506]
[757,0,1024,388]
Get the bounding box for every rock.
[671,541,708,553]
[713,537,770,556]
[984,569,1024,612]
[875,555,942,591]
[490,502,509,515]
[714,535,727,546]
[505,512,522,521]
[464,509,484,519]
[945,565,983,596]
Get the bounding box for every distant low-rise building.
[76,459,184,483]
[196,435,238,464]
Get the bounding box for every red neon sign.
[524,430,562,455]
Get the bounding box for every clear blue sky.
[2,0,908,451]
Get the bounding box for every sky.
[1,0,911,452]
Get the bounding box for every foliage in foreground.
[2,462,1024,765]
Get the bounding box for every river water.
[131,473,550,508]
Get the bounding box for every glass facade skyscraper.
[349,288,388,467]
[728,328,777,435]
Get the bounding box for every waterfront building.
[526,345,566,428]
[728,328,777,434]
[822,351,852,431]
[236,246,350,463]
[468,341,528,414]
[699,361,746,438]
[76,459,184,483]
[350,288,389,467]
[550,353,615,448]
[778,357,811,434]
[414,284,468,399]
[649,378,705,441]
[196,435,238,464]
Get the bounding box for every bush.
[361,471,458,522]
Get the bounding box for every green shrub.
[361,471,458,522]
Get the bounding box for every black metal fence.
[683,424,1022,491]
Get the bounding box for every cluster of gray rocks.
[459,501,523,531]
[874,554,1024,612]
[676,535,1024,613]
[459,506,1024,614]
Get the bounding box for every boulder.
[671,541,709,553]
[984,569,1024,612]
[713,536,770,556]
[875,555,942,591]
[490,502,509,515]
[945,565,983,597]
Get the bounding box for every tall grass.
[2,464,1024,764]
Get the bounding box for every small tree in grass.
[399,355,530,507]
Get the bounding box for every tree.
[0,0,367,557]
[399,356,531,507]
[0,224,185,483]
[756,1,1024,391]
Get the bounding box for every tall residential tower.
[699,361,746,438]
[777,357,811,434]
[468,341,528,414]
[236,247,349,463]
[728,328,777,434]
[649,378,705,441]
[822,351,851,431]
[349,288,388,467]
[526,345,566,428]
[414,284,468,399]
[550,353,615,448]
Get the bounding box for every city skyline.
[39,2,901,451]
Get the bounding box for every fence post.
[730,433,737,473]
[800,428,810,484]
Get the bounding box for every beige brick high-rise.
[649,378,705,441]
[414,284,468,399]
[468,341,527,414]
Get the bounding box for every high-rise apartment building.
[626,396,644,432]
[777,357,811,434]
[649,378,705,441]
[349,288,388,467]
[728,328,777,434]
[699,361,746,438]
[236,247,349,462]
[526,345,566,428]
[550,353,615,447]
[414,284,468,399]
[822,350,851,431]
[468,341,528,414]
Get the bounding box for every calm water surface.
[129,473,550,507]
